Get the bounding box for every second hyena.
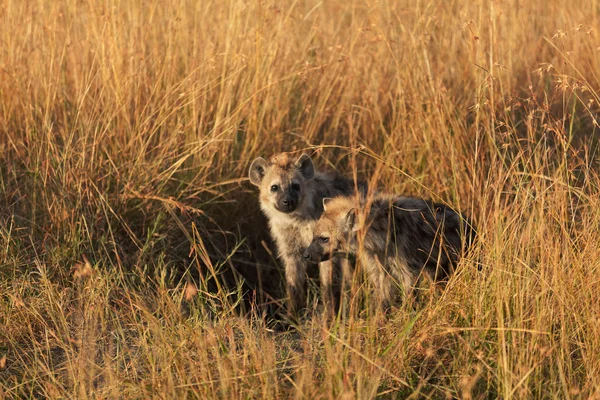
[303,194,476,310]
[248,152,365,316]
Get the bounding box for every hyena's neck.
[260,203,315,229]
[343,232,359,254]
[295,182,320,220]
[295,172,349,219]
[351,196,394,254]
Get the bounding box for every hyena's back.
[367,195,475,280]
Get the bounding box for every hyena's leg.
[361,253,395,311]
[396,260,418,303]
[319,259,336,318]
[282,253,307,316]
[339,256,353,293]
[321,256,353,318]
[377,266,398,311]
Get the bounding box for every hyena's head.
[303,196,359,263]
[248,153,315,215]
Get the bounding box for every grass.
[1,0,600,397]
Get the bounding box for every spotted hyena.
[248,152,365,316]
[303,194,476,310]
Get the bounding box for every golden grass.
[1,0,600,397]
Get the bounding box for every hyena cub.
[303,194,476,310]
[248,152,364,316]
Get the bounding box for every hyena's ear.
[249,157,269,186]
[344,208,358,232]
[322,197,334,211]
[295,154,315,180]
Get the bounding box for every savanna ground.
[1,0,599,398]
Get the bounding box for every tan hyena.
[248,152,365,317]
[303,194,476,310]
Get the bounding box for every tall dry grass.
[1,0,599,397]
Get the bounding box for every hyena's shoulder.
[377,195,474,251]
[365,195,449,233]
[390,196,465,230]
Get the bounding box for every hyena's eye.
[319,237,329,243]
[292,183,301,191]
[270,184,279,192]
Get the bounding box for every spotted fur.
[304,194,476,309]
[249,152,366,316]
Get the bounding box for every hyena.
[248,152,365,316]
[303,194,476,310]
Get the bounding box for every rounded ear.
[322,197,333,211]
[344,208,358,232]
[295,154,315,180]
[248,157,268,186]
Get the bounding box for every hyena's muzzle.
[303,240,332,264]
[275,189,300,213]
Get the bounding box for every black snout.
[303,247,320,264]
[282,198,296,208]
[277,195,298,212]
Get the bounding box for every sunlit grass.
[1,0,599,397]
